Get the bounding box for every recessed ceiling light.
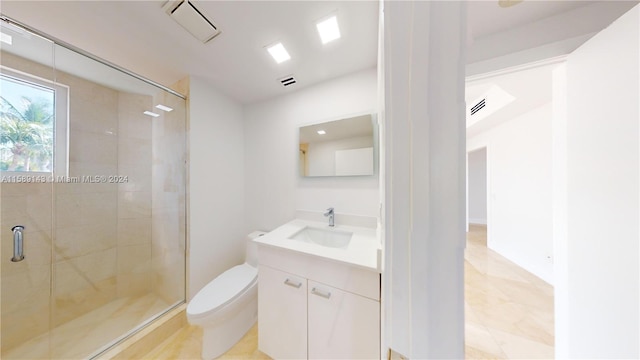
[317,130,326,135]
[316,16,340,44]
[155,104,173,112]
[266,42,291,64]
[144,111,160,117]
[1,32,12,45]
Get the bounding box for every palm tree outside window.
[0,67,68,176]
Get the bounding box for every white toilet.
[187,231,265,359]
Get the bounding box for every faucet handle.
[324,207,334,216]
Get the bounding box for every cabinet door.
[258,265,307,359]
[308,281,380,359]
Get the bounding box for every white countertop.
[254,219,381,272]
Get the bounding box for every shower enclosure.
[0,17,187,359]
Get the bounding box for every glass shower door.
[0,18,57,359]
[2,17,187,360]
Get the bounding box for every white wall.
[243,68,378,232]
[557,5,639,358]
[467,148,487,224]
[468,103,554,284]
[383,1,466,358]
[188,76,246,299]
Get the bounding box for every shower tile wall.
[0,52,154,353]
[117,93,153,298]
[151,77,187,304]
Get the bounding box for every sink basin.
[289,226,353,249]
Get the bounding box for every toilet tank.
[246,231,266,267]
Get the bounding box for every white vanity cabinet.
[257,244,381,360]
[307,280,380,359]
[258,266,307,359]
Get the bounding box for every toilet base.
[200,296,257,360]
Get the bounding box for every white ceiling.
[466,0,637,70]
[0,1,378,104]
[465,62,557,137]
[467,1,598,39]
[1,1,637,105]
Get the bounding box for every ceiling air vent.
[470,98,486,116]
[165,1,220,43]
[279,75,297,87]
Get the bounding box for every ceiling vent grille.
[279,75,297,87]
[165,1,220,44]
[470,98,486,116]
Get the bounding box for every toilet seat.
[187,263,257,320]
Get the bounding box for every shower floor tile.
[3,293,170,360]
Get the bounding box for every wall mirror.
[299,113,377,177]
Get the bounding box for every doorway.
[463,63,557,359]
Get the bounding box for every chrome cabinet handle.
[11,225,25,262]
[311,287,331,299]
[283,278,302,289]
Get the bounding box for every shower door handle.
[11,225,25,262]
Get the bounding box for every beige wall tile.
[1,183,51,196]
[117,218,152,247]
[53,276,117,327]
[118,244,151,274]
[1,289,50,353]
[54,223,117,262]
[117,242,152,297]
[117,272,152,298]
[69,131,118,166]
[0,51,55,81]
[55,193,82,229]
[118,110,152,141]
[55,248,117,296]
[117,164,152,192]
[82,192,118,224]
[1,193,53,234]
[118,191,152,219]
[2,265,51,312]
[118,138,151,167]
[70,100,118,136]
[118,92,154,117]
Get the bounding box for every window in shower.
[0,67,68,175]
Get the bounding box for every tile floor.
[143,224,554,359]
[464,224,554,359]
[143,323,268,360]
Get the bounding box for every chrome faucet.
[324,207,335,227]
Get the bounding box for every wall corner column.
[383,1,467,358]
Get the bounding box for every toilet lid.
[187,263,257,317]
